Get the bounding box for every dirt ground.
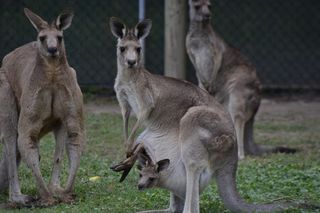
[85,98,320,122]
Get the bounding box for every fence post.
[164,0,186,79]
[139,0,146,66]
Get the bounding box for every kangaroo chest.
[126,89,139,115]
[188,34,224,94]
[21,83,75,123]
[115,82,140,116]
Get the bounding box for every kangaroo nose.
[138,184,143,190]
[48,47,58,54]
[204,14,211,19]
[127,60,136,67]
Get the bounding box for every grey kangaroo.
[109,17,297,213]
[0,8,85,206]
[186,0,296,159]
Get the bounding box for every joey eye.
[119,46,126,53]
[195,5,201,10]
[57,35,63,42]
[136,47,141,54]
[39,36,46,42]
[139,174,142,178]
[149,177,155,182]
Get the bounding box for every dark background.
[0,0,319,91]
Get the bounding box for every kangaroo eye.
[57,35,63,42]
[136,47,141,54]
[39,36,46,42]
[149,177,155,182]
[195,5,201,10]
[119,46,126,53]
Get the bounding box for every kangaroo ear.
[135,19,152,40]
[156,159,170,173]
[24,8,48,32]
[55,10,74,31]
[110,17,126,39]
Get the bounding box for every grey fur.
[110,17,292,213]
[186,0,295,159]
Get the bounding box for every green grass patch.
[0,113,319,212]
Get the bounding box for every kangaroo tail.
[244,117,297,156]
[0,149,9,193]
[263,145,297,154]
[0,158,8,193]
[215,161,315,212]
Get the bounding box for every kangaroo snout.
[127,60,137,67]
[203,13,211,20]
[47,47,58,55]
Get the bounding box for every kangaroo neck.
[189,20,213,37]
[116,61,143,82]
[36,52,67,80]
[188,20,225,48]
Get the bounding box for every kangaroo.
[109,16,229,180]
[109,18,299,213]
[0,8,85,206]
[186,0,296,159]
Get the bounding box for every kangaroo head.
[110,17,152,69]
[136,148,169,190]
[189,0,212,22]
[24,8,73,58]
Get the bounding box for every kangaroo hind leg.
[0,71,33,204]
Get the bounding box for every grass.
[0,110,319,212]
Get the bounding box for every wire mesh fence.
[0,0,319,92]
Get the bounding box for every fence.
[0,0,319,91]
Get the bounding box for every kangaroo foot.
[9,193,35,205]
[48,184,64,197]
[110,143,144,182]
[36,196,58,207]
[48,184,75,204]
[58,192,76,204]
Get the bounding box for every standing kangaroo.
[186,0,295,159]
[0,8,85,205]
[109,18,296,213]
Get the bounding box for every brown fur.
[0,8,85,206]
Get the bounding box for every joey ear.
[138,147,153,166]
[24,8,48,32]
[55,11,74,30]
[110,17,126,39]
[156,159,170,173]
[135,19,152,40]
